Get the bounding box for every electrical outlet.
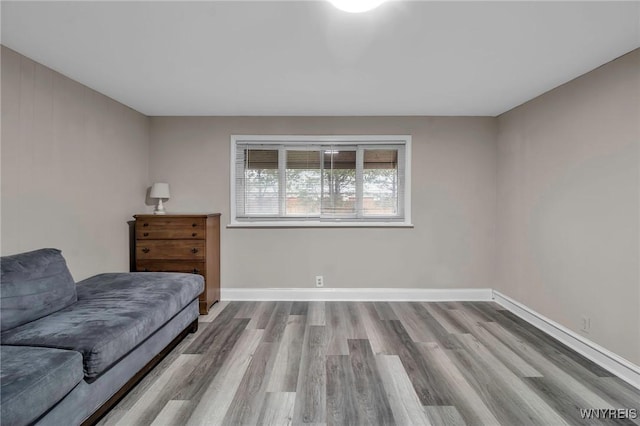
[315,276,324,287]
[580,316,591,333]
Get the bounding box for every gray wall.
[496,49,640,365]
[149,116,497,290]
[1,46,150,280]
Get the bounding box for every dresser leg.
[198,300,209,315]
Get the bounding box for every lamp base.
[154,199,167,215]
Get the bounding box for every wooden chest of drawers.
[134,214,220,315]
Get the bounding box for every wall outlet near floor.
[315,275,324,287]
[580,316,591,334]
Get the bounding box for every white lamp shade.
[329,0,385,13]
[150,183,170,199]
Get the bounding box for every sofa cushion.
[0,345,83,426]
[0,248,77,332]
[1,272,203,380]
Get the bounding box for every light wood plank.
[376,320,456,406]
[421,302,466,335]
[326,355,360,426]
[149,401,191,426]
[247,301,278,329]
[292,325,328,424]
[494,310,613,378]
[263,301,293,343]
[233,300,258,319]
[373,302,398,320]
[390,302,445,343]
[223,341,279,425]
[199,300,231,323]
[111,324,200,411]
[256,392,296,426]
[522,377,613,425]
[358,302,395,355]
[326,302,350,355]
[184,309,245,355]
[95,408,127,426]
[177,319,250,405]
[376,355,433,426]
[448,333,569,425]
[343,302,368,339]
[307,301,326,326]
[459,301,496,323]
[424,406,466,426]
[448,309,543,377]
[347,339,395,425]
[290,301,309,316]
[416,342,500,426]
[186,329,264,426]
[267,315,306,392]
[326,302,367,356]
[480,321,617,411]
[115,354,201,426]
[589,377,640,426]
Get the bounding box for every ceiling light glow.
[329,0,386,13]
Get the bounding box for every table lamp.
[150,183,170,215]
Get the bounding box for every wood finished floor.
[97,301,640,426]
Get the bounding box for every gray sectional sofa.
[0,248,204,425]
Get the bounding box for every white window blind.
[231,135,411,227]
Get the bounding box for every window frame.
[229,135,412,228]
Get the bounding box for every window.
[231,135,411,227]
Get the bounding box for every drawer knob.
[192,233,197,237]
[191,248,199,254]
[192,223,197,227]
[143,223,149,227]
[142,248,150,253]
[192,268,200,274]
[143,232,149,237]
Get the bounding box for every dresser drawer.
[136,227,204,240]
[136,260,205,275]
[136,240,205,260]
[136,218,205,240]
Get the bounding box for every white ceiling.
[2,1,639,116]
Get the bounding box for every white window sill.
[227,221,414,228]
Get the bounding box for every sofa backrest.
[1,248,77,331]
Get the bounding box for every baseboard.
[492,290,640,390]
[221,287,493,302]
